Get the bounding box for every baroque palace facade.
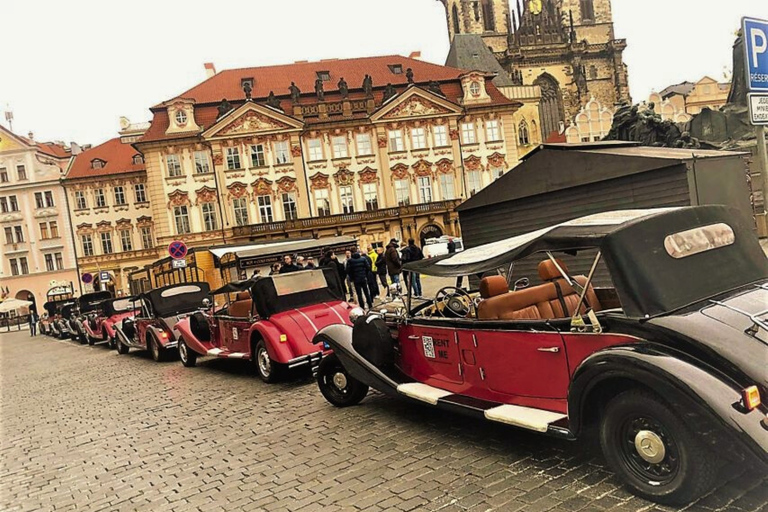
[439,0,631,141]
[135,55,524,251]
[62,120,160,294]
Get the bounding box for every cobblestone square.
[1,330,766,512]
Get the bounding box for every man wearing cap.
[384,238,402,286]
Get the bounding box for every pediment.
[203,103,303,139]
[0,125,31,152]
[371,87,461,122]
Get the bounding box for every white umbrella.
[0,298,33,314]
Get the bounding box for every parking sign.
[743,17,768,92]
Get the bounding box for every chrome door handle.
[407,335,420,340]
[537,347,560,353]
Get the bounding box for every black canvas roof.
[250,267,345,318]
[142,282,210,317]
[212,280,253,295]
[102,297,140,317]
[77,291,113,313]
[458,143,747,213]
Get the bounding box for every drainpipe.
[298,134,314,218]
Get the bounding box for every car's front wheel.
[316,355,369,407]
[600,389,718,505]
[178,337,197,368]
[116,335,130,355]
[253,340,279,383]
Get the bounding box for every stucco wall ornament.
[412,159,433,177]
[251,178,274,197]
[334,169,355,186]
[219,111,289,136]
[435,159,453,175]
[309,173,330,191]
[227,182,249,199]
[464,155,483,171]
[276,176,297,194]
[390,164,410,180]
[167,190,190,209]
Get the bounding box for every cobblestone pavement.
[1,330,766,512]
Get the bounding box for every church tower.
[438,0,511,54]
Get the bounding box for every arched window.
[452,4,461,34]
[132,154,144,165]
[481,0,495,31]
[580,0,595,22]
[518,120,530,146]
[534,73,565,142]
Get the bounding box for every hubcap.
[332,372,348,390]
[258,349,271,376]
[179,342,187,361]
[634,430,666,464]
[151,339,159,357]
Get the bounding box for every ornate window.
[363,183,378,211]
[75,191,87,210]
[418,176,433,203]
[140,226,154,250]
[486,120,501,141]
[307,138,324,161]
[114,186,126,206]
[467,170,482,195]
[226,147,241,170]
[439,173,455,200]
[81,234,94,256]
[274,141,291,164]
[518,120,530,145]
[120,229,133,252]
[173,205,191,234]
[233,197,249,226]
[257,196,273,223]
[461,122,476,144]
[132,154,144,165]
[92,159,104,170]
[452,4,460,34]
[580,0,595,22]
[166,154,182,176]
[394,179,410,206]
[194,151,210,173]
[175,110,188,125]
[481,0,495,31]
[534,73,565,142]
[339,185,354,214]
[433,125,449,147]
[16,165,27,180]
[388,130,404,152]
[94,189,107,208]
[201,203,218,231]
[490,165,504,180]
[134,183,147,203]
[100,232,113,254]
[356,133,372,156]
[411,128,427,150]
[314,189,331,217]
[332,136,348,159]
[282,192,298,220]
[250,144,266,167]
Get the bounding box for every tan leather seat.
[228,291,252,318]
[477,275,561,320]
[537,259,602,316]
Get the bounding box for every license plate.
[422,336,435,359]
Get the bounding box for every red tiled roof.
[36,142,70,159]
[67,137,145,180]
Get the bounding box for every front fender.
[176,317,210,355]
[313,324,400,396]
[569,345,768,466]
[250,321,293,363]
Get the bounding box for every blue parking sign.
[744,17,768,91]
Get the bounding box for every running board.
[206,348,249,359]
[396,382,571,438]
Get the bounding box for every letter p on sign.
[744,17,768,92]
[751,27,767,68]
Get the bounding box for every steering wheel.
[435,286,474,318]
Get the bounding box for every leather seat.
[537,259,602,316]
[228,291,252,318]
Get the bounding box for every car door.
[399,322,464,387]
[473,326,570,400]
[218,316,250,353]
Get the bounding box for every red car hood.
[268,301,351,355]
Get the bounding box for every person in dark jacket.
[279,255,300,273]
[29,308,38,336]
[447,238,456,254]
[403,238,424,297]
[375,247,389,297]
[345,250,372,308]
[320,250,346,290]
[384,239,402,285]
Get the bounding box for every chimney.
[204,62,217,79]
[71,142,82,155]
[27,131,34,141]
[408,51,422,60]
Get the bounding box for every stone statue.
[428,81,444,96]
[338,77,349,99]
[382,83,397,103]
[243,81,253,100]
[315,78,325,102]
[573,61,587,98]
[217,98,233,118]
[727,30,748,106]
[406,68,414,84]
[363,75,373,97]
[289,82,301,104]
[266,91,281,110]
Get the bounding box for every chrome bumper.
[288,351,324,370]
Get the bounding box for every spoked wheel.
[316,355,369,407]
[149,336,164,362]
[178,337,197,368]
[253,340,280,383]
[600,390,718,505]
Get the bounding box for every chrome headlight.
[349,307,366,322]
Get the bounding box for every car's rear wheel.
[149,335,164,362]
[116,336,129,355]
[253,340,279,383]
[600,389,718,505]
[178,337,197,368]
[316,355,368,407]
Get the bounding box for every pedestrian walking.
[384,238,403,287]
[28,308,38,336]
[403,238,424,297]
[346,249,373,309]
[376,247,389,297]
[279,255,301,273]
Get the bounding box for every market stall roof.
[229,236,358,261]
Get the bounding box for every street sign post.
[748,93,768,124]
[99,271,110,282]
[81,273,93,284]
[168,240,188,260]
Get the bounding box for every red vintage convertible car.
[176,268,351,382]
[114,283,210,362]
[98,296,141,348]
[71,291,113,345]
[314,206,768,505]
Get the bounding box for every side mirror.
[513,277,530,291]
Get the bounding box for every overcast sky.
[1,0,766,145]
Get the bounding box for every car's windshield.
[110,298,136,313]
[272,270,328,296]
